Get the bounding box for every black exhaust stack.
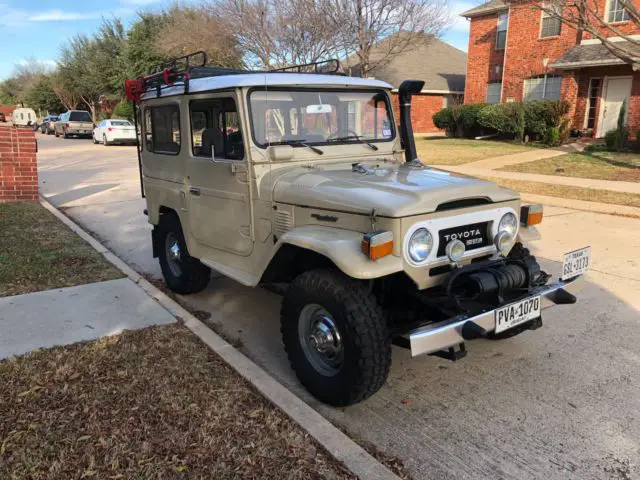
[398,80,425,163]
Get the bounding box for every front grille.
[437,221,490,257]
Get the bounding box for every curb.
[39,196,400,480]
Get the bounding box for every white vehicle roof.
[140,73,393,101]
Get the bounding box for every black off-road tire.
[157,213,210,294]
[281,269,391,406]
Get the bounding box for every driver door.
[186,95,253,257]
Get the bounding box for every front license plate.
[495,296,541,334]
[562,246,591,281]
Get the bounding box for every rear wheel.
[281,269,391,406]
[157,213,210,294]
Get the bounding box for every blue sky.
[0,0,473,80]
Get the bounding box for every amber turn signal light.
[361,231,393,261]
[520,204,543,226]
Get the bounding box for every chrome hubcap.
[165,233,182,277]
[299,304,343,376]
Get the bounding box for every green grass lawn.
[500,149,640,182]
[415,137,534,166]
[0,202,123,296]
[480,175,640,208]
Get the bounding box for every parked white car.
[93,119,137,145]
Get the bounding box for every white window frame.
[539,3,562,38]
[496,13,508,50]
[486,83,503,104]
[522,75,562,101]
[607,0,631,23]
[583,77,602,129]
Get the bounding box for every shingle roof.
[551,43,639,69]
[460,0,507,18]
[349,34,467,93]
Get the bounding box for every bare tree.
[210,0,340,68]
[154,6,244,68]
[50,73,80,110]
[519,0,640,68]
[324,0,451,77]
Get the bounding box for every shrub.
[432,108,454,132]
[111,100,134,121]
[523,100,570,138]
[544,126,561,146]
[433,104,486,138]
[477,103,523,137]
[605,129,620,149]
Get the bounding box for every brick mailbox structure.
[0,125,38,202]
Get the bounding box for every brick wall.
[464,14,506,104]
[0,125,38,202]
[391,92,455,134]
[501,3,580,102]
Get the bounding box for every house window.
[487,83,502,104]
[523,75,562,101]
[496,13,508,50]
[540,3,562,37]
[586,78,602,129]
[608,0,631,22]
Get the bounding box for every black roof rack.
[125,52,343,102]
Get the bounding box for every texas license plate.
[495,296,541,333]
[561,246,591,281]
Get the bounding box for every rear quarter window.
[70,112,92,122]
[144,105,181,155]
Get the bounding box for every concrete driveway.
[37,134,640,480]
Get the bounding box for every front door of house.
[599,77,633,136]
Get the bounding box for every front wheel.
[281,269,391,406]
[157,213,210,294]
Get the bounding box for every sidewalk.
[0,278,176,359]
[452,142,585,170]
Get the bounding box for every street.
[37,135,640,480]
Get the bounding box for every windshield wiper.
[281,139,324,155]
[328,134,378,151]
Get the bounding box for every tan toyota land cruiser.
[125,52,589,406]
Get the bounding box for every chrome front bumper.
[400,276,584,357]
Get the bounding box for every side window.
[190,98,244,160]
[144,105,181,155]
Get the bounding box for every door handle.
[189,187,201,196]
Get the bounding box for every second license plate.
[495,296,541,334]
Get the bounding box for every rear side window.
[70,111,92,122]
[144,105,181,155]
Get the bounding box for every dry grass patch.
[0,202,122,296]
[416,137,533,166]
[480,176,640,208]
[0,324,356,480]
[500,150,640,182]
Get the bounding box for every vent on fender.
[274,210,293,235]
[436,198,490,212]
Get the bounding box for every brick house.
[462,0,640,138]
[350,34,466,134]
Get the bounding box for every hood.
[270,163,519,217]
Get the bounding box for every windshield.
[249,89,394,147]
[70,111,91,122]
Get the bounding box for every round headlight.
[495,231,515,254]
[408,228,433,263]
[498,212,518,236]
[446,239,466,263]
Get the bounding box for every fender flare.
[277,226,403,280]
